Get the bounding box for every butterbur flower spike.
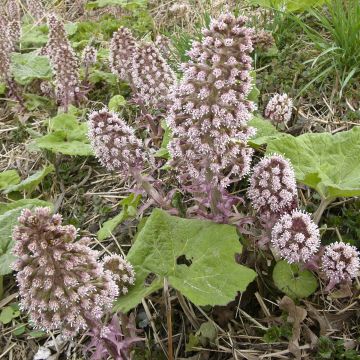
[132,42,176,109]
[26,0,45,21]
[248,154,298,217]
[321,242,360,290]
[88,108,147,174]
[167,13,256,188]
[46,14,82,110]
[265,93,293,124]
[271,210,321,264]
[109,27,137,82]
[12,207,118,337]
[82,45,97,67]
[102,254,136,295]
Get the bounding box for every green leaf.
[0,306,20,325]
[34,114,93,156]
[0,199,53,275]
[88,70,118,86]
[114,209,256,312]
[24,93,52,111]
[273,260,318,299]
[154,120,172,159]
[86,0,146,10]
[249,0,326,12]
[3,165,55,195]
[248,115,284,148]
[97,194,141,241]
[266,127,360,199]
[247,71,260,103]
[0,170,20,190]
[0,199,53,216]
[20,24,48,49]
[0,83,6,95]
[108,95,127,111]
[11,52,52,85]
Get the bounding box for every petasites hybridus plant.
[321,242,360,290]
[132,42,176,109]
[166,13,256,189]
[102,254,136,295]
[6,0,21,51]
[46,14,82,111]
[265,93,293,124]
[12,207,118,337]
[248,154,298,219]
[88,108,147,173]
[82,45,97,67]
[26,0,45,21]
[271,210,321,264]
[109,27,137,82]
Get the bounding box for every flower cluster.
[155,35,173,60]
[271,210,321,263]
[12,207,118,337]
[82,45,97,67]
[3,0,21,52]
[248,154,298,218]
[88,108,147,173]
[26,0,45,21]
[321,242,360,287]
[252,29,274,52]
[102,254,136,295]
[265,93,293,124]
[166,13,256,188]
[132,42,176,108]
[0,25,11,81]
[46,14,81,110]
[109,27,137,82]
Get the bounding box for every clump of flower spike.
[132,42,176,108]
[12,207,118,337]
[0,25,11,81]
[321,242,360,290]
[5,0,21,51]
[46,14,81,110]
[265,93,293,124]
[109,27,137,81]
[88,108,147,173]
[248,154,298,218]
[166,13,256,188]
[102,254,136,295]
[82,45,97,67]
[271,210,321,264]
[26,0,45,21]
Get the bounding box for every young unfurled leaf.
[266,127,360,199]
[108,95,127,112]
[114,209,256,312]
[3,165,55,195]
[273,261,318,299]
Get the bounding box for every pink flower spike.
[271,210,321,264]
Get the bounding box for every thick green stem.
[313,197,334,225]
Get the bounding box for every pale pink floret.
[265,93,293,124]
[102,254,136,295]
[271,210,320,263]
[248,154,298,217]
[12,207,118,337]
[166,13,256,188]
[82,45,97,66]
[321,242,360,289]
[87,108,147,173]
